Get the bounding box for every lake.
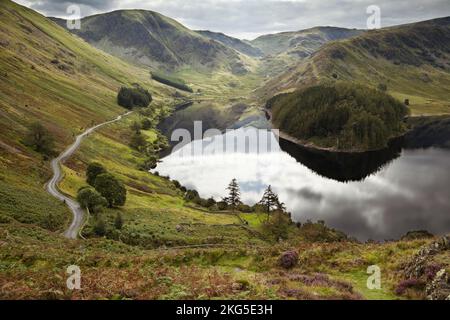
[155,107,450,241]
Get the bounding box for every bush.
[94,173,127,208]
[395,278,426,296]
[217,201,228,211]
[185,190,200,202]
[23,122,55,156]
[76,187,107,213]
[262,211,292,241]
[86,162,107,186]
[141,118,153,130]
[117,85,152,109]
[279,250,299,269]
[140,155,158,171]
[129,132,147,151]
[93,215,107,237]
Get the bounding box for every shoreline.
[266,109,406,154]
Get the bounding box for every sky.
[13,0,450,39]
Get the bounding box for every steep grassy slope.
[262,18,450,115]
[0,0,174,233]
[52,10,250,74]
[197,30,263,57]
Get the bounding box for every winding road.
[46,112,132,239]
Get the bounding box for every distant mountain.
[51,10,249,74]
[261,17,450,115]
[196,30,263,57]
[251,27,363,57]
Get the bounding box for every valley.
[0,0,449,301]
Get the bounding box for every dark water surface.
[155,114,450,241]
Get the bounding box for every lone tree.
[24,122,55,156]
[94,173,127,208]
[76,186,107,214]
[259,186,284,219]
[86,162,107,186]
[223,179,241,211]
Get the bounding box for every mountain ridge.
[51,10,250,74]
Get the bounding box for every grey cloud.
[288,187,323,202]
[13,0,450,39]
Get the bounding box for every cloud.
[13,0,450,39]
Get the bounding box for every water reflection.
[279,137,403,182]
[154,128,450,241]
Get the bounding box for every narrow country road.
[46,112,132,239]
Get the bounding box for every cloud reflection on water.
[154,128,450,241]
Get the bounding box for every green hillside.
[52,10,250,74]
[262,18,450,115]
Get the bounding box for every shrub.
[262,211,292,240]
[185,190,200,202]
[395,278,426,296]
[117,85,152,109]
[140,155,158,171]
[217,201,228,211]
[76,187,107,213]
[93,215,107,237]
[206,197,217,208]
[94,173,127,208]
[141,118,153,130]
[23,122,55,156]
[129,132,147,151]
[86,162,107,186]
[279,250,299,269]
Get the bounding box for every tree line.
[269,82,410,151]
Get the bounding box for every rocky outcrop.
[402,235,449,300]
[404,235,449,279]
[426,269,450,300]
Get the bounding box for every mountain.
[52,10,249,74]
[250,27,363,78]
[251,27,363,57]
[196,30,263,57]
[262,18,450,114]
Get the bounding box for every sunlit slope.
[262,18,450,115]
[0,0,175,150]
[0,0,173,231]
